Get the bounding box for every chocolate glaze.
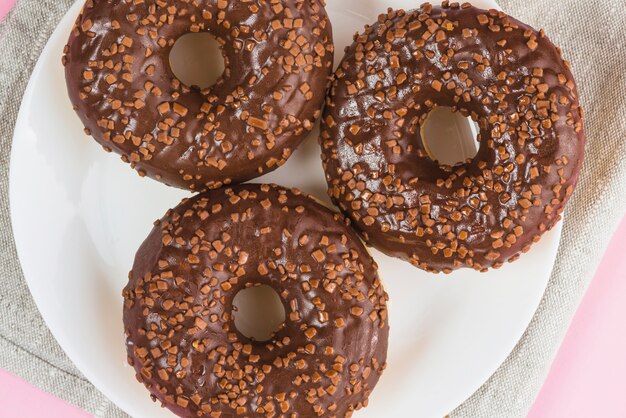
[123,184,389,417]
[64,0,334,191]
[320,2,585,273]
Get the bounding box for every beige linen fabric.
[0,1,624,417]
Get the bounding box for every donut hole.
[169,32,225,89]
[420,106,479,166]
[232,285,286,342]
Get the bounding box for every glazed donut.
[63,0,334,191]
[123,184,389,417]
[320,2,584,273]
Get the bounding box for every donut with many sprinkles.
[123,184,389,417]
[320,2,585,273]
[63,0,334,191]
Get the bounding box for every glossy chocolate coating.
[123,184,389,417]
[320,2,584,273]
[64,0,334,191]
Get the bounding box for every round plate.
[10,1,561,417]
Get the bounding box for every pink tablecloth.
[1,2,625,417]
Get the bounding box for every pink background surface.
[528,215,626,418]
[0,369,90,418]
[0,0,13,21]
[1,2,625,417]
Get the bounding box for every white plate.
[9,1,561,417]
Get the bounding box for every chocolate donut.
[63,0,334,191]
[123,184,389,417]
[320,2,584,273]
